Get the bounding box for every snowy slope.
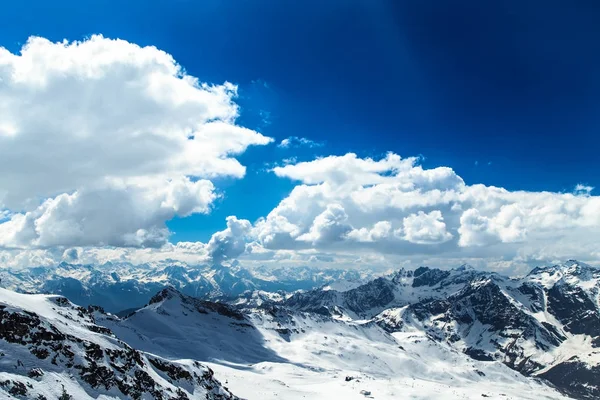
[95,288,567,400]
[0,288,237,400]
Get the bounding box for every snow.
[202,328,567,400]
[535,334,600,373]
[0,288,120,351]
[322,279,365,292]
[94,290,568,400]
[0,288,234,400]
[3,259,598,399]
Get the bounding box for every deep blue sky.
[2,0,599,242]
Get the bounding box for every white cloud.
[347,221,394,243]
[4,151,584,272]
[402,210,453,244]
[458,203,526,246]
[0,177,216,248]
[0,35,272,248]
[206,216,252,264]
[297,204,352,244]
[277,136,323,149]
[251,152,600,265]
[574,184,594,196]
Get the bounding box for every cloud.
[0,35,272,248]
[277,136,323,149]
[458,205,526,247]
[250,152,600,265]
[0,36,597,272]
[206,216,252,264]
[347,221,395,243]
[297,204,352,245]
[574,184,594,196]
[0,214,253,268]
[62,248,80,262]
[402,210,453,244]
[8,151,585,272]
[0,177,216,248]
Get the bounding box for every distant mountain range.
[1,260,598,399]
[0,261,371,313]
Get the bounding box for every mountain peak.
[456,263,475,272]
[528,260,597,277]
[148,286,182,304]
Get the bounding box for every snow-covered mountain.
[283,260,600,399]
[1,260,597,399]
[0,262,374,313]
[92,286,566,400]
[0,288,236,399]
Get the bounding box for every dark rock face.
[464,347,494,362]
[412,267,451,288]
[284,277,396,318]
[1,380,28,396]
[409,299,450,321]
[0,305,66,346]
[343,278,396,316]
[453,282,532,333]
[539,360,600,400]
[516,283,545,312]
[547,284,600,337]
[283,290,340,315]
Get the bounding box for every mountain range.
[1,260,599,399]
[0,262,371,313]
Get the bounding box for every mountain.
[284,260,599,399]
[0,288,236,399]
[74,288,565,399]
[2,260,597,399]
[0,262,375,313]
[283,265,492,319]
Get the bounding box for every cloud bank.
[249,153,600,268]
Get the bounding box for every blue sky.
[0,1,599,271]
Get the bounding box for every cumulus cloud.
[297,204,352,244]
[347,221,395,243]
[0,177,216,248]
[402,210,453,244]
[0,36,597,271]
[206,216,252,264]
[458,205,526,247]
[277,136,323,149]
[251,152,600,264]
[0,35,272,248]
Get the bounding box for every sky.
[0,0,599,273]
